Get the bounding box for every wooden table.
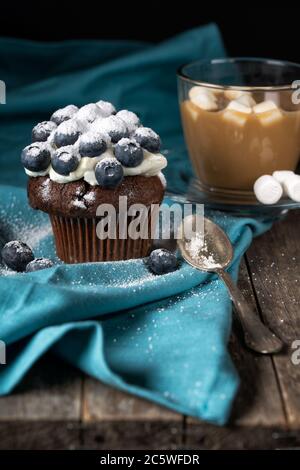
[0,211,299,450]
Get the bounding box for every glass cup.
[177,58,300,196]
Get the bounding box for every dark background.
[1,3,299,63]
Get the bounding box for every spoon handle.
[217,269,283,354]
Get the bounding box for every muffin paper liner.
[49,206,158,263]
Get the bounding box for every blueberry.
[51,146,81,175]
[134,127,161,153]
[1,240,34,272]
[26,257,54,272]
[79,132,107,157]
[76,103,102,124]
[114,138,143,167]
[96,100,116,117]
[32,121,57,142]
[51,105,78,125]
[116,110,140,134]
[54,119,82,148]
[21,142,51,172]
[95,158,124,188]
[98,116,128,143]
[147,248,178,275]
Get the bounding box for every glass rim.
[177,57,300,91]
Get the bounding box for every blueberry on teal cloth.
[147,248,178,274]
[26,258,54,272]
[1,240,34,272]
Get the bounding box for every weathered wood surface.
[0,211,299,449]
[246,211,300,429]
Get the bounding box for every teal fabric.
[0,25,271,425]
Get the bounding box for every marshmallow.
[236,93,256,108]
[189,86,206,101]
[186,101,199,121]
[253,100,278,114]
[189,86,218,111]
[254,100,282,126]
[272,170,296,185]
[222,99,252,126]
[222,109,247,127]
[226,99,252,114]
[253,175,283,205]
[282,174,300,202]
[224,89,245,100]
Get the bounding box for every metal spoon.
[177,215,283,354]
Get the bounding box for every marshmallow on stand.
[253,175,283,205]
[254,171,300,204]
[273,171,300,201]
[272,170,295,185]
[282,174,300,202]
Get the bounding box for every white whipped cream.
[29,148,167,185]
[25,165,51,177]
[49,154,104,183]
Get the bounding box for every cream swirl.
[28,148,167,185]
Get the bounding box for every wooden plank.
[246,211,300,429]
[0,355,82,449]
[183,424,300,450]
[229,259,286,427]
[186,258,286,447]
[0,422,81,450]
[0,354,82,421]
[207,259,285,427]
[81,378,183,449]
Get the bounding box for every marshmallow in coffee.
[180,86,300,192]
[189,86,218,111]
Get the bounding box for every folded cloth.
[0,24,272,424]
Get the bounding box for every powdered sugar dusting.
[186,236,221,269]
[98,115,127,135]
[76,103,103,123]
[72,199,87,209]
[96,100,116,117]
[84,192,96,203]
[116,110,140,134]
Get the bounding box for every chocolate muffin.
[22,101,167,263]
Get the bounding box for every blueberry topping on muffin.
[114,138,143,167]
[51,146,81,175]
[51,104,78,125]
[95,157,124,188]
[32,121,57,142]
[1,240,34,272]
[21,142,51,172]
[146,248,178,275]
[76,103,103,124]
[116,110,140,134]
[54,119,83,148]
[26,257,54,272]
[133,127,161,153]
[96,100,116,117]
[97,115,129,143]
[79,131,107,157]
